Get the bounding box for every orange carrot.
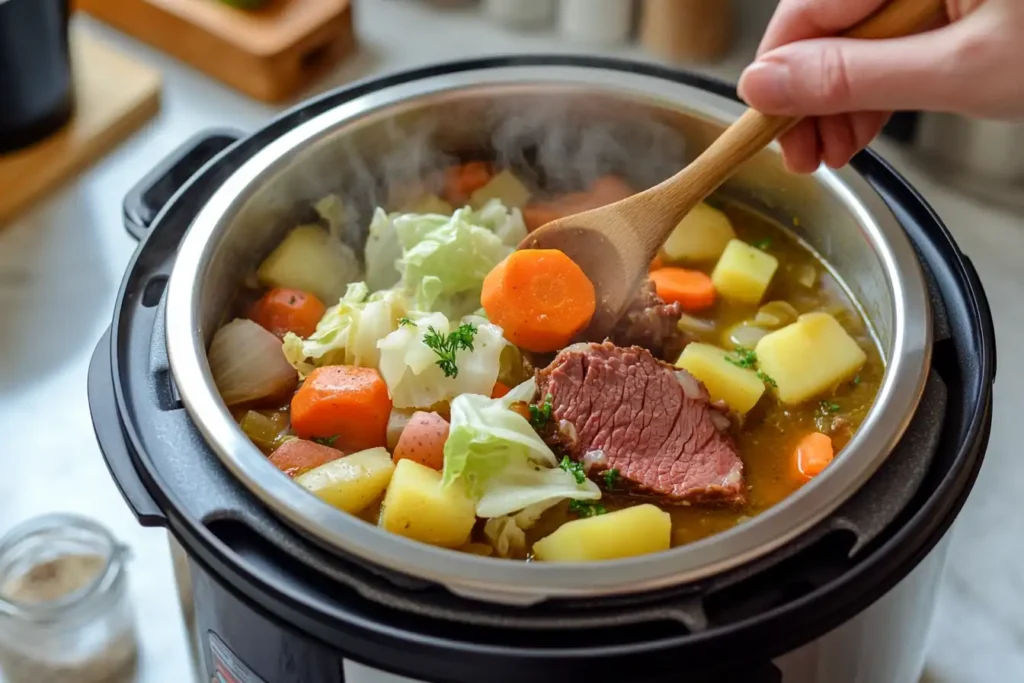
[249,288,326,339]
[650,253,666,272]
[522,205,566,233]
[795,432,834,479]
[394,411,449,471]
[586,175,634,205]
[649,268,717,312]
[481,250,596,353]
[268,439,345,478]
[442,162,492,205]
[491,381,511,399]
[522,176,634,232]
[290,366,391,452]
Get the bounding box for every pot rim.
[165,63,932,603]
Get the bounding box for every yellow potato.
[379,459,476,549]
[405,194,454,215]
[711,239,779,305]
[295,448,395,515]
[755,312,868,405]
[676,343,765,415]
[532,504,672,562]
[662,202,736,263]
[257,224,358,304]
[469,169,532,209]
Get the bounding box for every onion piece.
[582,449,607,474]
[677,313,716,336]
[557,419,578,450]
[723,322,769,350]
[753,301,799,329]
[209,319,298,406]
[676,370,703,400]
[793,263,817,289]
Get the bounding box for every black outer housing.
[0,0,73,154]
[89,56,996,683]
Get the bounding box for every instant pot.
[88,57,996,683]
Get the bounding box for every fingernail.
[738,60,794,114]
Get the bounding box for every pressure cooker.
[88,56,995,683]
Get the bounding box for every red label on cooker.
[209,631,267,683]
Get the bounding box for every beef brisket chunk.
[536,342,746,504]
[609,280,690,362]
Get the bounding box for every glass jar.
[0,514,137,683]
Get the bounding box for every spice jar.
[0,514,137,683]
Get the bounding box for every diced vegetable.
[240,410,291,453]
[377,312,506,409]
[497,344,531,388]
[257,225,360,305]
[404,194,454,216]
[386,409,415,451]
[482,500,557,559]
[249,288,326,339]
[443,162,493,205]
[795,432,834,479]
[521,176,633,232]
[532,504,672,562]
[295,448,394,514]
[379,459,477,549]
[754,312,868,405]
[753,301,799,329]
[649,253,665,272]
[662,202,736,263]
[711,239,779,305]
[394,411,450,471]
[676,343,766,415]
[290,366,392,451]
[491,381,510,398]
[209,319,298,406]
[481,250,596,353]
[470,169,532,210]
[722,322,769,350]
[648,268,716,312]
[268,438,344,478]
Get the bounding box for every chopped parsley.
[819,401,841,414]
[559,456,586,485]
[725,346,758,369]
[568,500,607,518]
[423,323,477,378]
[603,468,620,490]
[530,394,554,429]
[397,317,414,327]
[757,370,777,388]
[753,237,772,250]
[312,435,339,446]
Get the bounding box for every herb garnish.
[603,468,620,490]
[569,500,607,518]
[753,237,772,250]
[725,346,758,369]
[559,456,586,485]
[423,323,477,378]
[853,375,861,385]
[819,401,841,414]
[757,370,777,388]
[312,435,339,446]
[398,317,414,327]
[530,394,554,429]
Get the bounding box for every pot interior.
[166,66,931,603]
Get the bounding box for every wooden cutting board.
[75,0,355,103]
[0,28,162,227]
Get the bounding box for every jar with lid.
[0,514,138,683]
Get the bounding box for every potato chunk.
[257,225,359,304]
[379,459,476,549]
[755,312,868,405]
[295,448,395,515]
[663,202,736,263]
[470,169,532,209]
[711,239,779,305]
[676,343,765,415]
[532,504,671,562]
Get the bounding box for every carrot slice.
[442,162,492,205]
[522,176,634,232]
[249,288,326,339]
[649,268,717,312]
[649,253,666,272]
[394,411,450,471]
[268,439,344,478]
[482,250,597,353]
[795,432,834,479]
[290,366,392,452]
[491,381,511,399]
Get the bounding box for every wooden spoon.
[520,0,946,340]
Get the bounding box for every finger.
[758,0,888,54]
[818,115,857,169]
[779,119,822,174]
[740,18,995,117]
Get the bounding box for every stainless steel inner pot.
[165,65,932,605]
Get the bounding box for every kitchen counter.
[0,2,1019,682]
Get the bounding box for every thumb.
[738,19,993,117]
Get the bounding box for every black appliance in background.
[0,0,73,154]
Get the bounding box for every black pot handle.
[123,129,244,241]
[87,330,167,527]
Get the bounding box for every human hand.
[737,0,1024,173]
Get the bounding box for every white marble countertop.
[0,2,1020,682]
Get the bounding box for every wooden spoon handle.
[655,0,946,215]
